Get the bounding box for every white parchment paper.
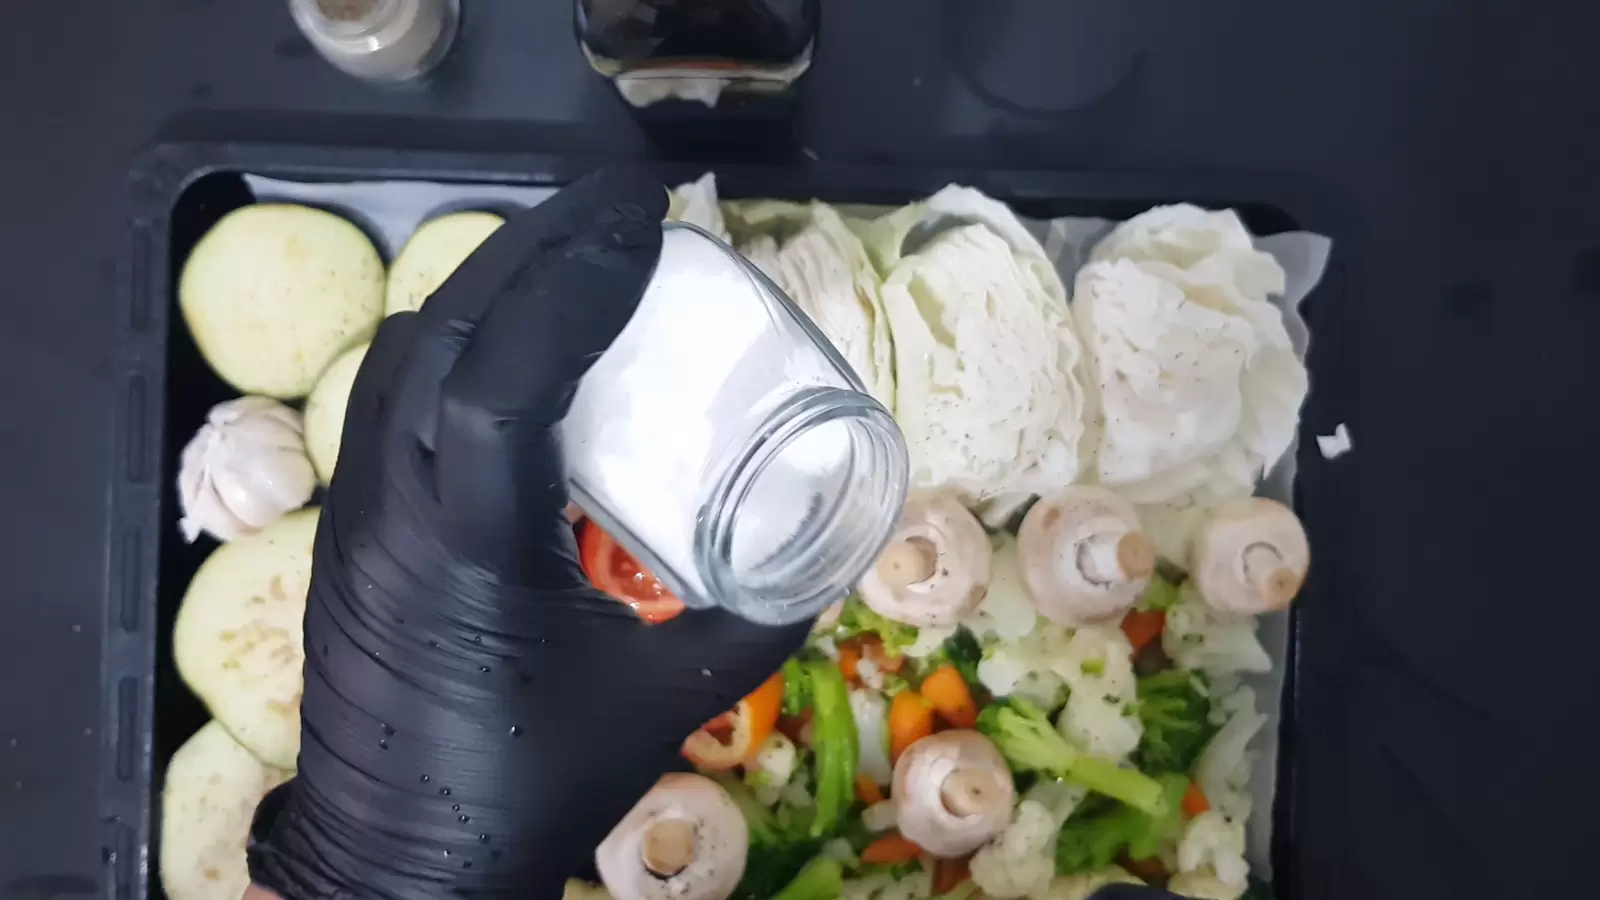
[243,173,1332,879]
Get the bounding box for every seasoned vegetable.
[1134,669,1218,775]
[920,664,979,729]
[768,856,844,900]
[301,341,368,484]
[1053,774,1188,874]
[578,519,685,624]
[892,730,1014,858]
[856,491,993,628]
[805,660,858,838]
[160,721,293,900]
[1190,497,1309,614]
[977,698,1165,815]
[1016,486,1155,626]
[174,508,318,768]
[180,204,384,398]
[683,671,785,772]
[383,211,504,315]
[596,773,747,900]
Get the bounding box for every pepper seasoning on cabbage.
[860,186,1090,520]
[725,200,897,409]
[1071,205,1308,560]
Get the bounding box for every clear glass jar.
[561,223,908,625]
[288,0,459,85]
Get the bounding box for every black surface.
[1,2,1597,899]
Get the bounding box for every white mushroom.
[596,773,747,900]
[1016,486,1156,626]
[1190,497,1308,615]
[857,491,992,627]
[891,730,1015,858]
[177,396,317,543]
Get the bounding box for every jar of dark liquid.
[575,0,818,113]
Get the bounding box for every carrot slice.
[855,774,885,806]
[861,832,923,865]
[861,636,906,674]
[889,689,936,762]
[1182,782,1211,818]
[932,856,972,894]
[1123,854,1167,882]
[920,664,979,729]
[837,644,863,683]
[1121,608,1167,652]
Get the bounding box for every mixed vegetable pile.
[159,172,1310,900]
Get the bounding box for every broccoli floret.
[768,856,845,900]
[1054,774,1189,874]
[1134,669,1218,775]
[719,775,825,900]
[837,596,919,654]
[976,698,1167,815]
[921,628,984,685]
[1137,573,1183,611]
[782,657,811,716]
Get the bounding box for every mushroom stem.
[1075,530,1155,585]
[640,819,697,878]
[939,768,1007,818]
[876,536,939,589]
[1241,542,1301,608]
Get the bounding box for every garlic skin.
[178,397,317,543]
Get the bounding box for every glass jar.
[575,0,818,108]
[561,223,907,625]
[288,0,460,85]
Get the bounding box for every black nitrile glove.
[247,169,812,899]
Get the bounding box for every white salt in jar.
[561,223,908,625]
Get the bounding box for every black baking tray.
[106,140,1353,900]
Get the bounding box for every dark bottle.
[576,0,818,121]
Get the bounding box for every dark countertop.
[3,2,1596,898]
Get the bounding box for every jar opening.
[697,388,908,625]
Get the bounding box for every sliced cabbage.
[384,211,504,315]
[160,721,293,900]
[666,172,729,240]
[1072,205,1306,508]
[727,200,895,407]
[860,186,1088,507]
[180,204,385,398]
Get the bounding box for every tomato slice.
[577,519,685,624]
[682,670,786,771]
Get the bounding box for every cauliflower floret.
[1167,869,1248,900]
[1034,867,1143,900]
[977,631,1068,709]
[1073,205,1305,509]
[1195,685,1267,822]
[964,535,1040,644]
[904,625,957,659]
[745,732,798,806]
[1055,625,1142,762]
[969,800,1058,898]
[1162,584,1272,676]
[1023,778,1089,826]
[851,688,894,787]
[1177,811,1249,890]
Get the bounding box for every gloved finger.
[327,311,418,498]
[634,606,815,713]
[432,183,662,539]
[389,168,668,455]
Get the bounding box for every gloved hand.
[247,169,812,899]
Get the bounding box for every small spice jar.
[561,224,908,626]
[289,0,460,85]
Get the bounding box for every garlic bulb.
[178,397,317,543]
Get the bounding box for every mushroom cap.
[1017,486,1155,626]
[596,773,748,900]
[891,730,1015,857]
[858,491,993,627]
[1191,497,1308,615]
